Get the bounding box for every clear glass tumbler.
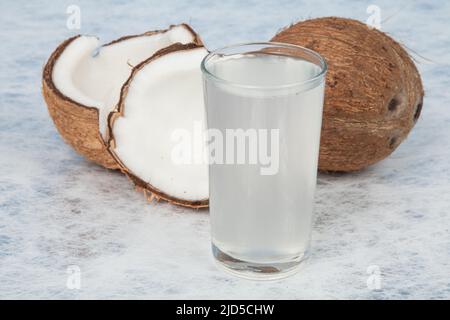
[201,42,327,280]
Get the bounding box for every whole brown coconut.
[272,17,424,171]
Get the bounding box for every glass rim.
[201,41,328,90]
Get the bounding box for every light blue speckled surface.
[0,0,449,299]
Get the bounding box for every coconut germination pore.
[205,54,325,267]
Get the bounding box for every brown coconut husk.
[272,17,424,172]
[42,35,119,169]
[42,24,203,170]
[108,42,209,209]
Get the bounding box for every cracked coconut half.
[109,43,209,208]
[42,24,202,169]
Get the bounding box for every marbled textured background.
[0,0,449,299]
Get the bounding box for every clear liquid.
[204,54,325,276]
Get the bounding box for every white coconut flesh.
[112,47,209,202]
[51,25,198,139]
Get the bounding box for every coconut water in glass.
[201,43,327,279]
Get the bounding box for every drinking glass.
[201,42,327,280]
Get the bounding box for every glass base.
[212,243,308,280]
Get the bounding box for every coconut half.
[42,24,202,169]
[109,43,209,208]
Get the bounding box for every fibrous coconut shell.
[272,17,424,171]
